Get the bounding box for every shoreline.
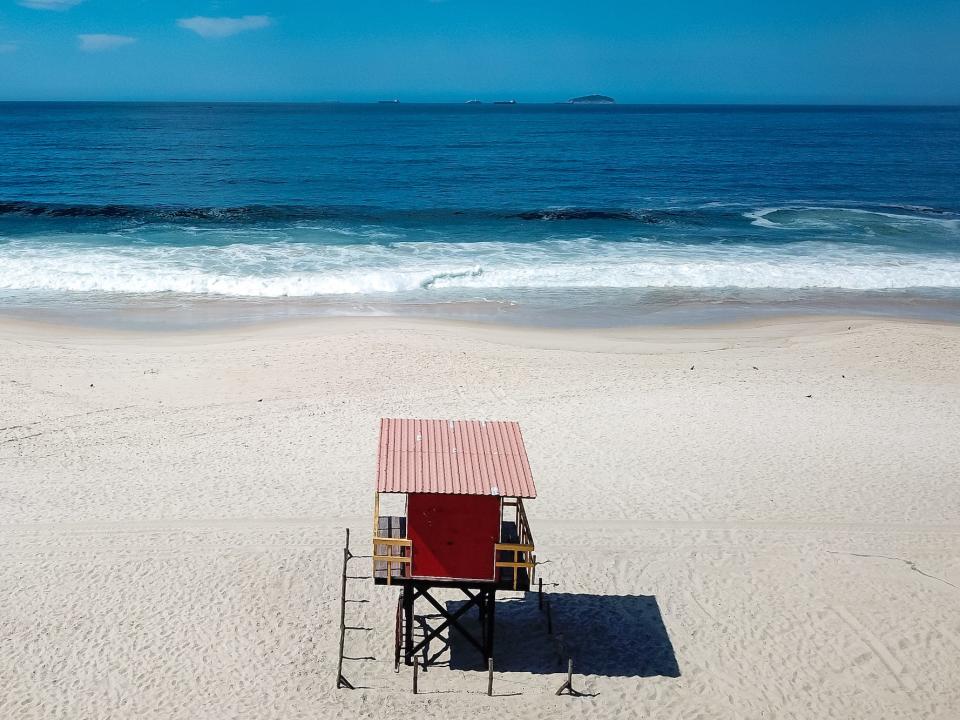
[3,307,960,342]
[4,285,960,335]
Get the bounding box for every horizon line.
[0,100,958,108]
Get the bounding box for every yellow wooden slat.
[494,542,533,552]
[373,528,412,585]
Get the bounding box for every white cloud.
[77,34,136,52]
[0,42,19,54]
[177,15,272,39]
[19,0,84,10]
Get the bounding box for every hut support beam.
[402,585,414,666]
[401,584,496,667]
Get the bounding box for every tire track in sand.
[832,604,918,693]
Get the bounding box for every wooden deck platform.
[373,515,533,591]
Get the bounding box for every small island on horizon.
[363,95,616,105]
[568,94,616,104]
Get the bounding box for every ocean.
[1,102,958,328]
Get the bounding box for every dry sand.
[1,315,959,719]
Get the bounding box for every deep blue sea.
[1,102,959,327]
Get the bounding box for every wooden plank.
[493,542,534,552]
[336,533,354,690]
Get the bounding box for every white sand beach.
[1,315,959,719]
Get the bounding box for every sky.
[0,0,958,103]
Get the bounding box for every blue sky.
[0,0,958,103]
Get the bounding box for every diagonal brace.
[408,590,484,658]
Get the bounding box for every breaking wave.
[3,201,954,229]
[2,237,960,297]
[744,206,960,232]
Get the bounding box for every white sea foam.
[2,235,960,297]
[743,208,782,229]
[745,206,960,231]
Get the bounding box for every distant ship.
[493,100,517,105]
[378,99,400,104]
[465,99,483,104]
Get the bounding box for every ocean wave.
[0,202,347,223]
[745,206,960,231]
[2,238,960,297]
[1,201,956,234]
[0,201,684,224]
[511,209,648,221]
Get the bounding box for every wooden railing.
[497,498,535,590]
[373,537,411,585]
[372,495,536,589]
[494,542,536,590]
[517,498,534,547]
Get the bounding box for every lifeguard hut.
[372,418,537,667]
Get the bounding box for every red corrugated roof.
[376,418,536,498]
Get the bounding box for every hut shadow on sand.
[426,592,680,678]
